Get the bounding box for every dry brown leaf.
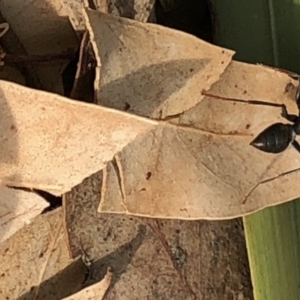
[84,9,234,118]
[0,81,157,195]
[63,267,113,300]
[99,60,300,219]
[64,175,252,299]
[0,0,78,94]
[0,186,48,243]
[0,208,87,300]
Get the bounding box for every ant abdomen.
[250,123,295,153]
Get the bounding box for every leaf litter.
[82,10,300,219]
[1,2,299,299]
[64,173,251,299]
[1,7,300,228]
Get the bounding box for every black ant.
[250,76,300,154]
[201,74,300,154]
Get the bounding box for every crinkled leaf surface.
[99,61,300,219]
[2,8,300,219]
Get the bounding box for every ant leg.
[281,104,298,122]
[292,140,300,153]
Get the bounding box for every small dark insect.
[250,77,300,154]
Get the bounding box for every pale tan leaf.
[0,208,87,300]
[62,267,113,300]
[0,81,157,195]
[83,9,234,118]
[0,186,48,243]
[99,60,300,219]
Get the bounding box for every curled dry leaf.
[0,186,48,243]
[62,267,113,300]
[0,81,157,195]
[83,9,234,118]
[99,61,300,219]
